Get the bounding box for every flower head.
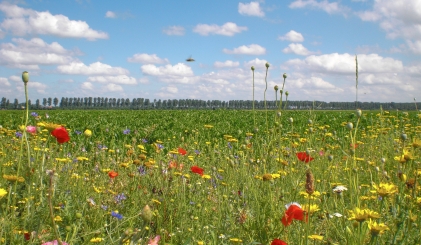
[368,220,389,236]
[282,202,306,226]
[22,71,29,83]
[191,166,204,176]
[148,235,161,245]
[26,125,36,134]
[0,188,7,198]
[108,170,118,178]
[372,183,398,197]
[51,127,70,144]
[84,129,92,137]
[178,147,187,156]
[41,240,69,245]
[123,129,130,135]
[296,152,314,163]
[271,239,287,245]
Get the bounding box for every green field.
[0,109,420,245]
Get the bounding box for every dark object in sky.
[186,56,195,62]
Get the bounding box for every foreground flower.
[0,188,7,198]
[178,147,187,155]
[90,237,104,243]
[308,235,323,241]
[368,220,389,236]
[84,129,92,137]
[51,127,70,144]
[282,202,305,226]
[108,170,118,178]
[191,166,204,176]
[26,125,36,134]
[271,238,287,245]
[148,235,160,245]
[296,152,314,163]
[372,183,398,197]
[348,207,369,222]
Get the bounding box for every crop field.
[0,108,420,245]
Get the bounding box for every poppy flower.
[350,143,358,149]
[108,170,118,178]
[51,127,70,144]
[296,152,314,163]
[191,165,204,176]
[271,239,288,245]
[148,235,161,245]
[281,202,306,226]
[178,147,187,156]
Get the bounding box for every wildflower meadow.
[0,66,421,245]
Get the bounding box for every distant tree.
[27,99,32,109]
[47,97,52,106]
[53,97,58,107]
[42,98,47,107]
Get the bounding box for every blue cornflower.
[75,130,82,135]
[138,166,146,175]
[123,129,130,135]
[142,138,148,143]
[111,211,123,220]
[227,142,232,149]
[194,150,200,155]
[31,112,38,117]
[157,144,164,149]
[15,132,22,138]
[114,193,127,204]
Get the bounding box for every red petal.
[271,239,288,245]
[178,147,187,156]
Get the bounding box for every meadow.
[0,107,420,245]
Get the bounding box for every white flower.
[332,185,348,193]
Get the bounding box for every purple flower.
[123,129,130,135]
[157,144,164,149]
[75,130,82,135]
[115,193,127,204]
[227,142,232,149]
[195,150,200,155]
[15,132,22,138]
[31,112,38,117]
[138,166,146,175]
[111,211,123,220]
[142,138,148,143]
[101,205,108,210]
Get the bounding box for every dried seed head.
[305,169,315,195]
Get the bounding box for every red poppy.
[350,143,358,149]
[178,147,187,156]
[296,152,314,163]
[51,127,70,144]
[281,202,306,226]
[271,239,288,245]
[190,165,204,176]
[24,232,31,241]
[108,170,118,178]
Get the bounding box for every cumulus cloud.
[141,63,195,84]
[289,0,349,15]
[278,30,304,42]
[244,58,268,69]
[238,2,265,17]
[81,82,94,90]
[223,44,266,55]
[127,53,169,64]
[103,83,123,92]
[0,38,75,69]
[87,75,137,85]
[57,62,130,76]
[105,11,116,18]
[0,77,10,87]
[163,26,185,36]
[282,43,318,56]
[193,22,247,36]
[165,86,178,94]
[0,3,108,40]
[214,60,240,68]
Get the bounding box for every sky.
[0,0,420,103]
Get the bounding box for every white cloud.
[284,53,403,74]
[244,58,268,69]
[0,38,75,69]
[238,2,265,17]
[193,22,247,36]
[127,53,169,64]
[165,86,178,94]
[103,83,123,92]
[214,60,240,68]
[223,44,266,55]
[289,0,349,15]
[163,26,185,36]
[141,63,193,77]
[87,75,137,85]
[0,77,10,87]
[278,30,304,42]
[57,62,130,76]
[81,82,94,90]
[105,11,116,18]
[0,3,108,40]
[282,43,318,56]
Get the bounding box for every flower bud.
[328,155,333,161]
[280,90,283,95]
[283,73,287,79]
[22,71,29,84]
[400,133,407,141]
[265,62,270,68]
[251,66,255,71]
[288,117,293,123]
[381,158,386,163]
[274,85,278,91]
[308,119,313,125]
[356,109,362,118]
[285,91,289,96]
[141,205,153,222]
[346,122,353,130]
[84,129,92,137]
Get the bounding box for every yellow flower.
[3,175,25,182]
[54,216,63,222]
[0,188,7,198]
[197,241,205,245]
[308,235,323,241]
[204,124,214,128]
[262,174,273,181]
[365,209,381,219]
[372,183,398,197]
[202,174,211,179]
[90,237,104,243]
[76,156,89,161]
[299,191,321,199]
[44,123,62,132]
[84,129,92,137]
[348,207,368,222]
[229,238,242,243]
[302,204,320,214]
[368,220,389,236]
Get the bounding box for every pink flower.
[148,235,160,245]
[26,125,36,134]
[42,240,69,245]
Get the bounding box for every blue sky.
[0,0,420,103]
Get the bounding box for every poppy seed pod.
[283,73,287,79]
[285,91,289,96]
[346,122,353,130]
[400,133,407,141]
[288,117,293,123]
[265,62,270,68]
[328,155,333,161]
[251,66,255,71]
[274,85,279,91]
[141,205,153,222]
[22,71,29,84]
[356,109,362,118]
[280,90,283,95]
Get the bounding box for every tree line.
[1,96,420,111]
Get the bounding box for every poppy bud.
[288,117,293,123]
[141,205,153,222]
[381,158,386,163]
[285,91,289,96]
[22,71,29,84]
[265,62,270,68]
[274,85,278,91]
[346,122,353,130]
[328,155,333,161]
[308,119,313,125]
[251,66,255,71]
[309,127,313,133]
[400,133,407,141]
[283,73,287,79]
[356,109,362,118]
[277,111,282,117]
